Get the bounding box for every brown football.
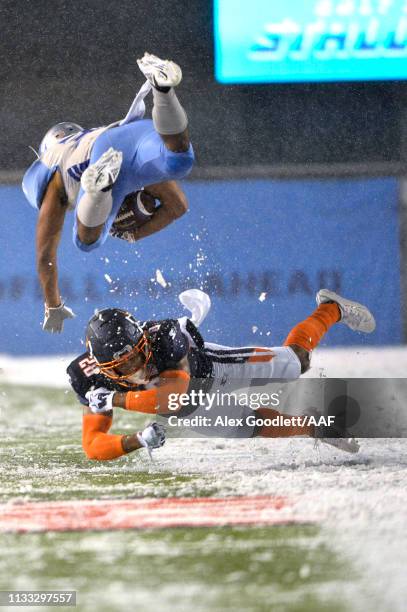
[111,190,157,232]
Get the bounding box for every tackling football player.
[22,53,194,333]
[67,289,375,460]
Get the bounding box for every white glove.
[43,303,76,333]
[137,422,166,455]
[109,228,136,243]
[85,388,115,414]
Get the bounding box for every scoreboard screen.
[214,0,407,83]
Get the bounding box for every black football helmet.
[86,308,151,383]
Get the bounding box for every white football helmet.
[39,122,84,155]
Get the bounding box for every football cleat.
[316,289,376,333]
[137,52,182,89]
[81,147,123,193]
[315,436,360,454]
[306,408,360,454]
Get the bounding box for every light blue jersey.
[22,119,194,251]
[22,127,106,211]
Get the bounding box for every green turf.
[0,384,215,502]
[0,527,350,612]
[0,385,356,611]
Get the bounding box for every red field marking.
[0,496,316,533]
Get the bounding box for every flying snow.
[155,269,167,288]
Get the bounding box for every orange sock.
[283,303,340,352]
[254,408,314,438]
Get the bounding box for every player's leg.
[253,407,314,438]
[75,147,123,248]
[73,122,148,250]
[184,372,314,439]
[284,289,376,372]
[251,406,359,452]
[204,342,302,386]
[205,290,375,381]
[137,53,189,151]
[283,302,341,373]
[73,119,184,251]
[74,179,131,252]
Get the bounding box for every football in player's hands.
[111,190,157,233]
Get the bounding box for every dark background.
[1,0,406,173]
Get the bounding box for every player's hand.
[85,388,115,414]
[43,303,76,333]
[109,228,137,243]
[137,422,166,451]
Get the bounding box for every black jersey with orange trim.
[144,317,211,376]
[67,317,212,405]
[67,353,113,405]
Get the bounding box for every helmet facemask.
[39,122,84,155]
[88,333,153,387]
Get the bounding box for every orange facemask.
[88,334,153,388]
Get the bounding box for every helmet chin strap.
[28,145,40,159]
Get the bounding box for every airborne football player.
[22,53,194,333]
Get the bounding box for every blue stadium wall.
[0,177,401,355]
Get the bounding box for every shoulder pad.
[22,159,58,210]
[149,319,188,373]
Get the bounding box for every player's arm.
[115,364,190,415]
[36,171,75,332]
[67,354,165,458]
[85,363,190,416]
[127,180,188,241]
[36,172,67,307]
[82,405,165,460]
[116,322,192,413]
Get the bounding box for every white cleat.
[317,437,360,454]
[137,52,182,89]
[306,408,360,454]
[81,147,123,193]
[316,289,376,333]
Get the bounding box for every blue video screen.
[214,0,407,83]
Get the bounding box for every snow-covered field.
[0,347,406,611]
